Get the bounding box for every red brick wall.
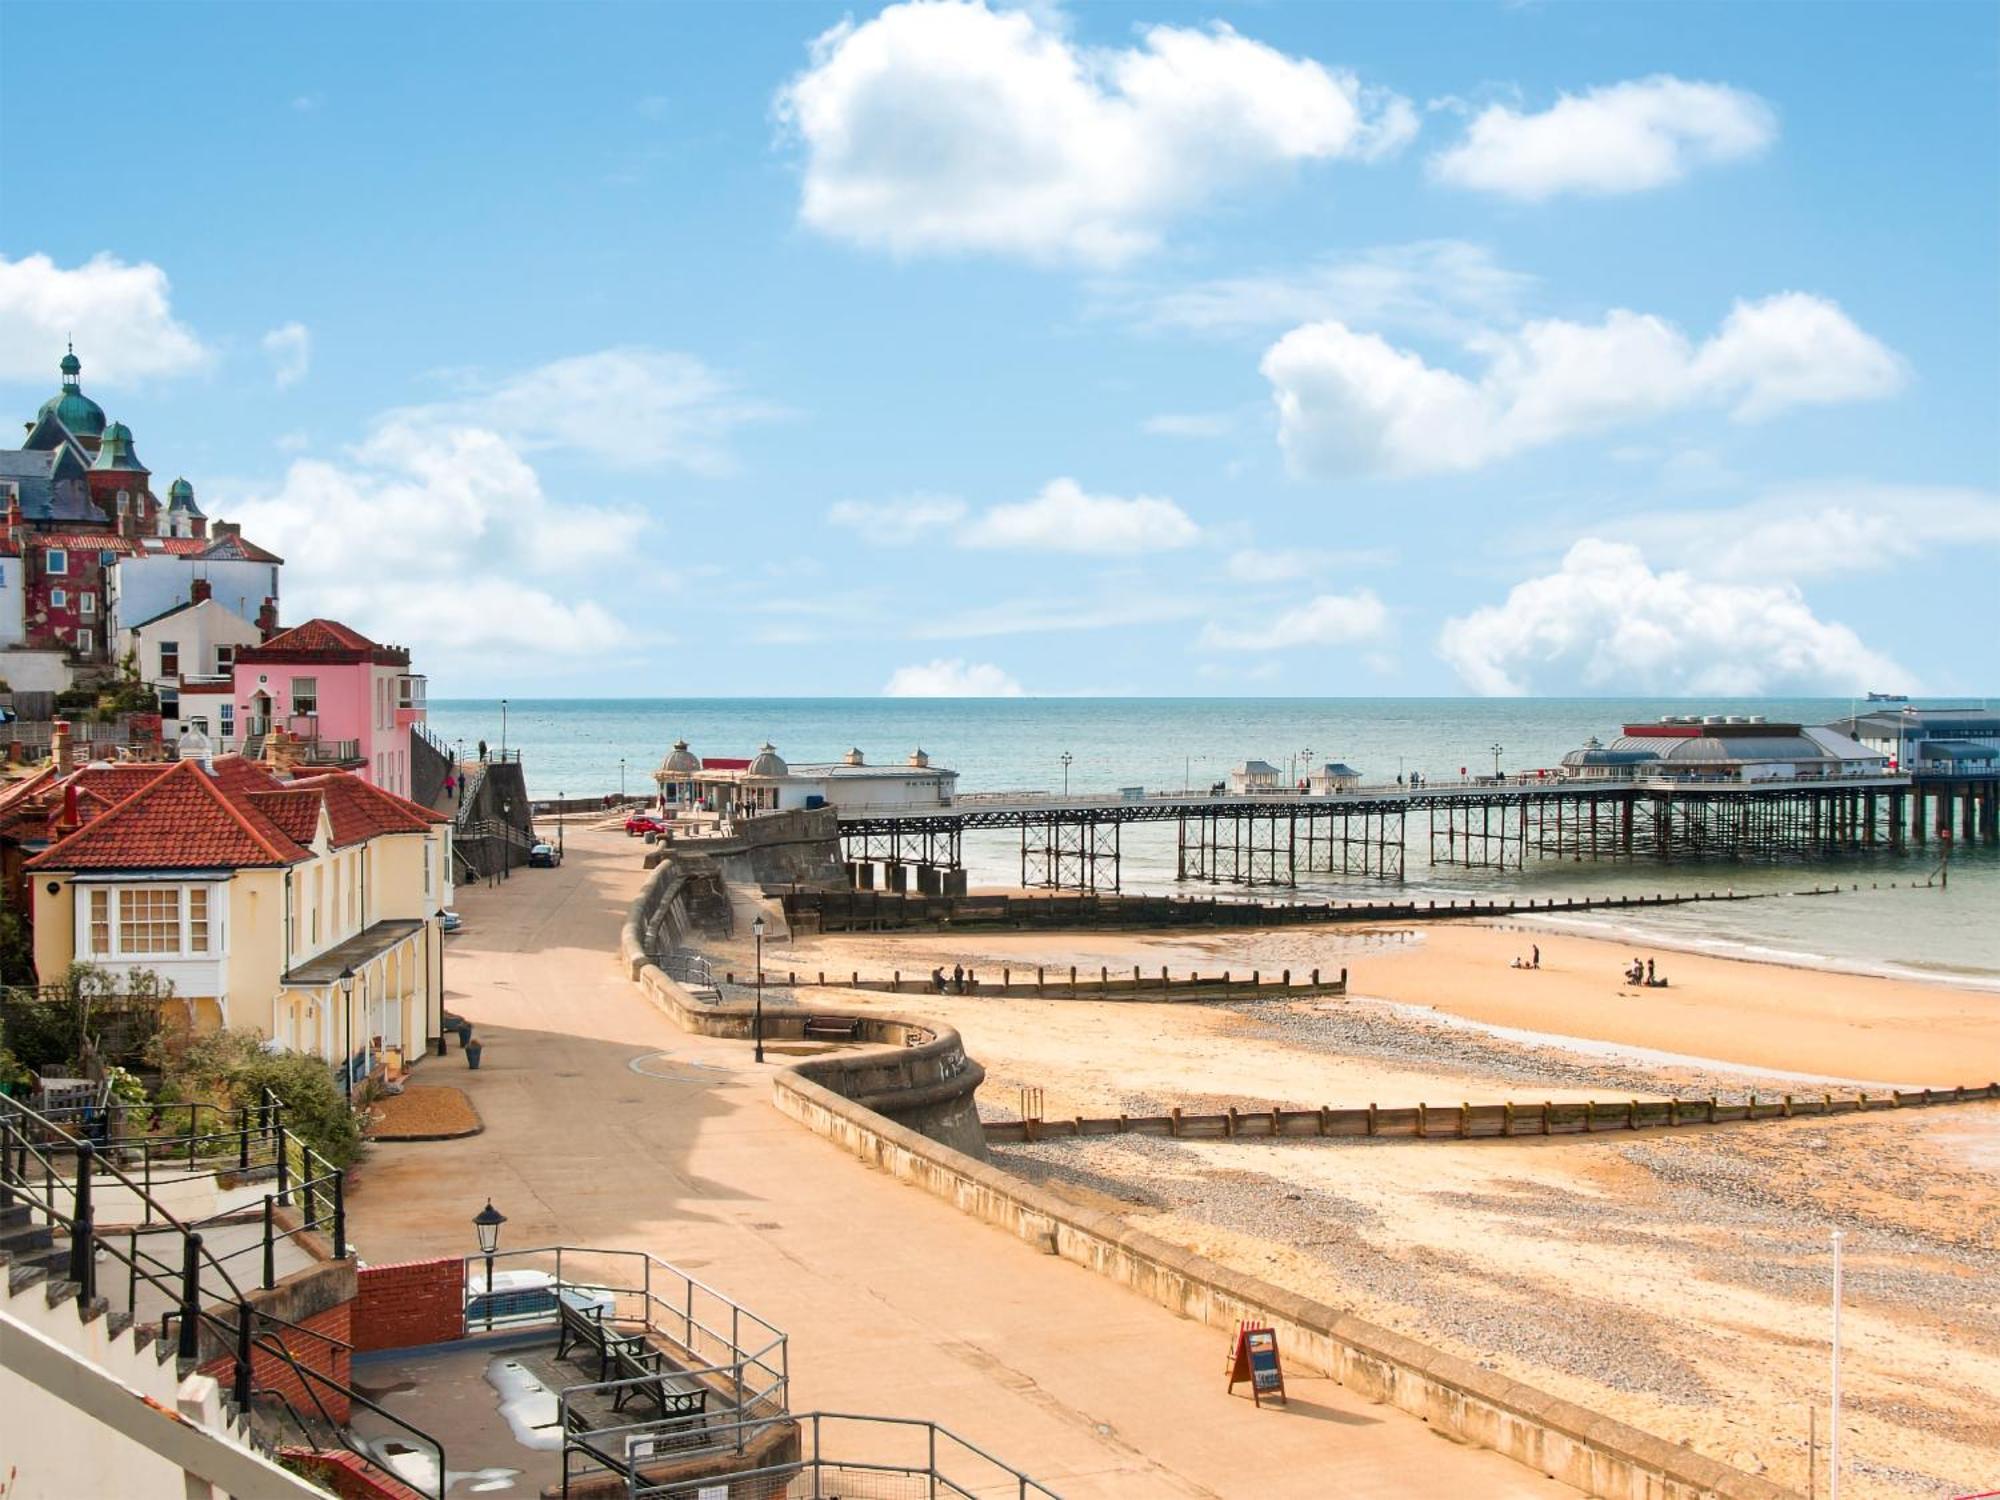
[353,1257,464,1352]
[281,1450,430,1500]
[202,1301,353,1423]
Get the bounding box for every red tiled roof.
[27,759,308,871]
[246,788,325,846]
[702,758,751,770]
[288,772,447,845]
[257,618,379,654]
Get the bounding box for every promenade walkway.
[349,827,1569,1498]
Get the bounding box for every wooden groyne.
[720,964,1347,1004]
[983,1082,2000,1145]
[782,883,1832,935]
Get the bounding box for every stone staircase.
[0,1201,259,1447]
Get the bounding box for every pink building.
[230,618,428,799]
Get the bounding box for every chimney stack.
[59,781,80,835]
[51,718,72,774]
[257,597,279,639]
[191,578,212,605]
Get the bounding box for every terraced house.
[21,739,453,1086]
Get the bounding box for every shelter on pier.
[685,743,958,818]
[1558,716,1885,783]
[1228,760,1281,794]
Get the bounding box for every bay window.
[80,884,218,959]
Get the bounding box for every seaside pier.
[834,772,1914,892]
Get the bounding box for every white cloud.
[1608,484,2000,582]
[1262,293,1904,478]
[1430,75,1776,200]
[262,322,311,390]
[959,477,1200,553]
[1437,539,1906,696]
[1135,240,1533,339]
[827,494,967,543]
[777,2,1415,266]
[883,658,1025,696]
[391,348,775,474]
[224,418,638,661]
[1200,590,1388,650]
[0,253,210,382]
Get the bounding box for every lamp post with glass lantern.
[1491,742,1505,780]
[1060,751,1073,798]
[473,1201,506,1331]
[338,966,357,1099]
[751,915,766,1063]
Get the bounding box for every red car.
[624,812,669,837]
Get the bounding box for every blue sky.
[3,1,1995,698]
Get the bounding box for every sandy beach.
[716,909,2000,1499]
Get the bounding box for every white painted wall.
[110,555,277,639]
[0,555,24,645]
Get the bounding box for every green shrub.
[150,1028,363,1168]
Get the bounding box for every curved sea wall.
[622,855,987,1159]
[620,852,1793,1500]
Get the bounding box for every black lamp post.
[751,914,766,1064]
[1491,742,1505,780]
[1060,750,1073,797]
[499,799,512,883]
[434,908,449,1056]
[500,698,508,759]
[473,1200,506,1330]
[338,965,357,1099]
[620,758,627,801]
[556,795,564,858]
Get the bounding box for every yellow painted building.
[27,749,454,1083]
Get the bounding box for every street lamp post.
[1491,742,1505,780]
[500,699,508,759]
[556,795,564,859]
[500,800,512,882]
[338,966,357,1099]
[620,758,627,801]
[1060,751,1073,798]
[473,1200,507,1332]
[751,915,766,1064]
[434,909,449,1057]
[1300,746,1313,792]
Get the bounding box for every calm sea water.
[429,697,1999,985]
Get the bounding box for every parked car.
[624,812,668,837]
[440,910,464,933]
[528,842,560,868]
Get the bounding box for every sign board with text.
[1226,1323,1287,1407]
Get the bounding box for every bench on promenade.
[802,1016,863,1041]
[556,1289,614,1377]
[604,1333,710,1436]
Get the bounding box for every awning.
[283,918,426,985]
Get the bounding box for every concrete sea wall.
[622,854,1797,1500]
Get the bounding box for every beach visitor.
[1646,958,1656,985]
[952,963,964,995]
[1532,944,1540,968]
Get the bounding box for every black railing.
[0,1091,441,1499]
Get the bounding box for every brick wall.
[353,1257,464,1352]
[202,1300,353,1423]
[281,1451,430,1500]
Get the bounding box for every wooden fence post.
[1416,1102,1428,1139]
[1459,1102,1470,1138]
[1226,1107,1238,1139]
[1503,1102,1514,1137]
[1170,1107,1182,1138]
[1542,1101,1552,1135]
[1366,1103,1378,1137]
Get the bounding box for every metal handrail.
[623,1411,1063,1499]
[2,1094,440,1499]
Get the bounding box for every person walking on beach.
[477,738,488,763]
[1646,958,1656,985]
[1531,943,1540,969]
[952,962,964,994]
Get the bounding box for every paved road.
[352,826,1569,1499]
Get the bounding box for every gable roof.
[26,758,308,872]
[237,617,405,667]
[288,772,448,844]
[246,788,326,847]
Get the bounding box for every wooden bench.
[555,1290,612,1373]
[604,1335,710,1439]
[802,1016,862,1041]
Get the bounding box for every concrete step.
[8,1260,49,1298]
[0,1220,54,1257]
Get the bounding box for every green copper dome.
[38,347,106,439]
[90,420,147,473]
[167,476,204,515]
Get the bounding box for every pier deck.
[832,771,1955,892]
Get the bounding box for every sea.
[427,697,2000,989]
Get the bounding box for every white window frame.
[46,548,67,575]
[80,884,219,959]
[74,627,92,655]
[79,591,95,617]
[293,676,319,717]
[49,587,67,608]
